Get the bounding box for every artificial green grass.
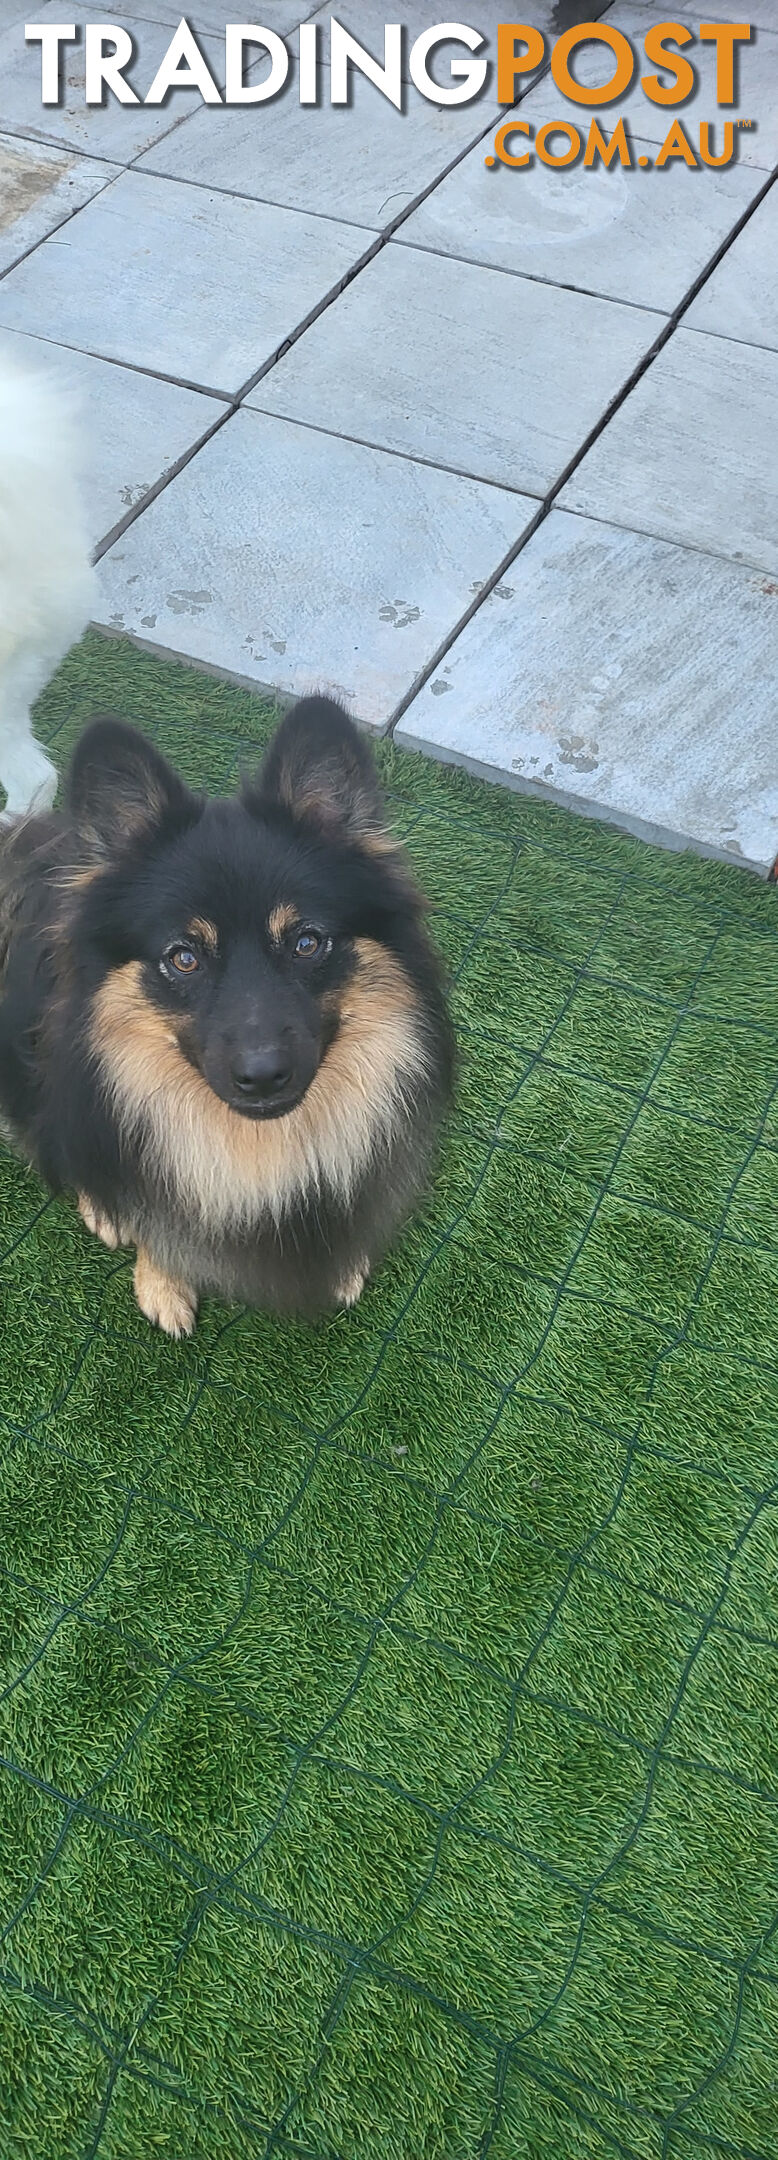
[1,629,778,2159]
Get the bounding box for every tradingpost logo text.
[24,17,756,169]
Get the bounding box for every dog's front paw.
[78,1193,125,1249]
[335,1262,368,1309]
[134,1250,198,1339]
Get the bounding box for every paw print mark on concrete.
[557,732,600,774]
[379,601,421,629]
[167,590,212,616]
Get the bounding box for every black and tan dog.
[0,698,453,1335]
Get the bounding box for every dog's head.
[68,698,430,1124]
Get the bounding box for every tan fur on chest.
[90,941,429,1232]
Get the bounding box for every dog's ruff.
[0,345,96,819]
[91,944,430,1236]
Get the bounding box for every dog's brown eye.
[168,944,199,974]
[293,928,326,959]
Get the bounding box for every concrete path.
[0,3,776,869]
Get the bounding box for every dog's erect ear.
[68,718,198,854]
[248,696,388,850]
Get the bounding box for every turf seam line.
[0,1960,334,2159]
[0,1729,762,2017]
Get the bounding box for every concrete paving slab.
[0,132,116,276]
[0,327,223,549]
[118,0,308,30]
[672,0,772,26]
[559,329,778,577]
[0,6,226,162]
[685,189,778,354]
[138,67,501,230]
[396,510,778,874]
[0,169,370,393]
[250,243,663,497]
[95,407,535,728]
[0,0,38,23]
[399,124,762,315]
[517,5,775,171]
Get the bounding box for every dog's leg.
[77,1193,126,1250]
[0,646,59,822]
[134,1247,198,1339]
[0,725,57,822]
[335,1261,369,1308]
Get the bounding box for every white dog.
[0,344,96,821]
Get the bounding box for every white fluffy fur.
[0,344,96,820]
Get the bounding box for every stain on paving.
[379,600,421,629]
[166,589,213,616]
[558,731,600,773]
[0,140,73,232]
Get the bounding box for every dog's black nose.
[231,1049,293,1100]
